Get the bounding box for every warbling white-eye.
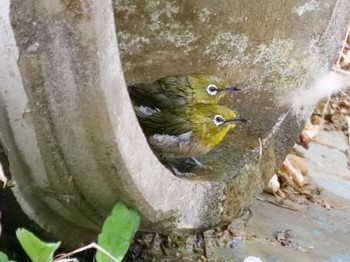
[137,103,245,176]
[128,74,240,112]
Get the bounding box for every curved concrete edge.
[95,0,229,232]
[0,0,100,241]
[92,0,228,231]
[4,0,229,244]
[319,0,350,67]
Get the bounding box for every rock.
[264,174,280,195]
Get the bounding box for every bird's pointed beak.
[224,84,241,92]
[226,116,247,123]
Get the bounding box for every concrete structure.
[0,0,349,244]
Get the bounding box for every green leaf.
[0,251,17,262]
[16,228,61,262]
[96,202,140,262]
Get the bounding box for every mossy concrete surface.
[0,0,349,244]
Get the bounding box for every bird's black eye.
[213,115,225,126]
[206,84,218,96]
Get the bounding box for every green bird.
[138,103,246,176]
[128,74,240,113]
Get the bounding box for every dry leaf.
[303,121,321,139]
[338,100,350,108]
[296,130,311,149]
[273,230,307,251]
[280,159,305,187]
[276,189,286,198]
[287,154,309,176]
[310,114,321,125]
[343,51,350,64]
[314,199,341,210]
[346,117,350,145]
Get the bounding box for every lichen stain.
[253,39,296,74]
[146,1,179,22]
[244,39,309,92]
[197,8,211,22]
[293,0,320,16]
[60,0,93,18]
[113,1,136,19]
[117,31,150,54]
[204,33,249,67]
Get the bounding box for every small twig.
[333,67,350,76]
[346,116,350,146]
[312,113,333,117]
[53,242,118,262]
[160,242,168,256]
[200,232,208,259]
[339,89,350,101]
[256,197,299,212]
[148,233,157,248]
[290,186,315,202]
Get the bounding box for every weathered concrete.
[0,0,349,244]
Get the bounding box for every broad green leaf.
[0,251,17,262]
[0,252,9,262]
[16,228,61,262]
[96,202,140,262]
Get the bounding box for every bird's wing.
[128,83,169,108]
[128,76,192,108]
[137,109,192,136]
[138,109,194,158]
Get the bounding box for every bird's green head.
[188,74,240,104]
[191,104,246,147]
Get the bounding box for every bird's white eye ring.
[213,114,225,126]
[206,84,218,96]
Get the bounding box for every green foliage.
[16,228,61,262]
[96,202,140,262]
[6,202,139,262]
[0,251,16,262]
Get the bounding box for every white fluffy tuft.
[279,71,350,121]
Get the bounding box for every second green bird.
[138,103,245,160]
